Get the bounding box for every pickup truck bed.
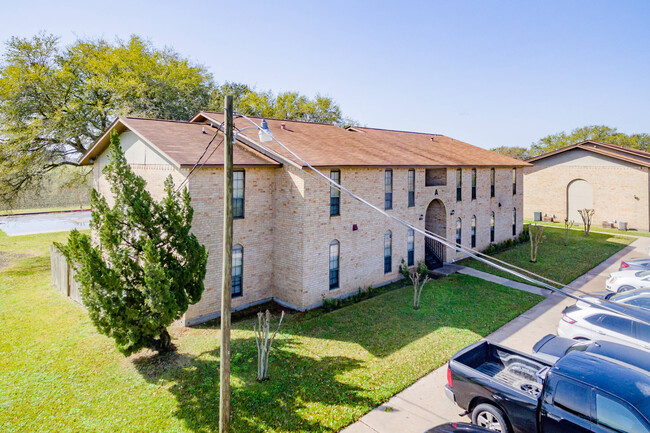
[447,341,552,433]
[454,341,549,398]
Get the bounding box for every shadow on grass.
[131,275,541,431]
[133,337,374,433]
[3,255,49,277]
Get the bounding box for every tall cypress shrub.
[58,132,208,355]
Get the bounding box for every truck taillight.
[561,314,576,324]
[447,365,453,387]
[621,262,629,269]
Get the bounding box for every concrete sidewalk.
[457,266,551,297]
[342,236,650,433]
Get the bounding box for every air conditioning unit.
[533,212,542,222]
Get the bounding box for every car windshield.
[611,290,646,301]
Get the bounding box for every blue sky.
[1,0,649,149]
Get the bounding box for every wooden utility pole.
[219,95,234,433]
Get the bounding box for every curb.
[0,209,91,217]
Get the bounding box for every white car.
[605,270,650,293]
[558,304,650,351]
[577,288,650,311]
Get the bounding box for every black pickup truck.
[445,340,650,433]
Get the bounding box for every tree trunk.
[154,328,173,353]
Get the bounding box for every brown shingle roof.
[79,117,280,167]
[191,112,530,168]
[527,140,650,168]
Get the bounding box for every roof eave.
[78,117,125,165]
[77,117,182,169]
[527,142,650,167]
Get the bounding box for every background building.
[524,140,650,230]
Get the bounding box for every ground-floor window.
[471,215,476,248]
[455,218,462,250]
[232,244,243,297]
[384,231,392,273]
[512,208,517,236]
[490,212,495,243]
[329,240,340,289]
[407,228,414,266]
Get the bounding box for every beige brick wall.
[298,167,524,307]
[271,165,307,307]
[524,163,650,230]
[184,166,279,324]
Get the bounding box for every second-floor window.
[512,168,517,195]
[471,215,476,248]
[408,169,415,207]
[407,228,414,266]
[471,168,477,200]
[385,169,393,210]
[384,230,392,273]
[490,212,495,243]
[456,168,462,202]
[490,168,495,198]
[233,170,245,219]
[330,170,340,216]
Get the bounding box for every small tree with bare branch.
[578,209,595,236]
[563,218,574,246]
[529,224,546,263]
[399,259,431,310]
[254,310,285,381]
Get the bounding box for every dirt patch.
[129,349,192,381]
[0,251,31,270]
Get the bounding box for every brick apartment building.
[80,113,528,325]
[524,141,650,230]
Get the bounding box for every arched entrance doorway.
[567,179,593,223]
[425,199,446,269]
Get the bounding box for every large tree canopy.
[491,125,650,160]
[531,125,650,156]
[0,34,349,206]
[210,82,352,125]
[0,34,213,203]
[489,146,531,161]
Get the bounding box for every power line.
[174,122,225,195]
[236,113,649,325]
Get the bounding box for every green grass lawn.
[523,218,650,238]
[0,231,542,433]
[462,226,634,286]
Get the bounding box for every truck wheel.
[618,285,634,293]
[472,403,510,433]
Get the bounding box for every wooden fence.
[50,245,84,306]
